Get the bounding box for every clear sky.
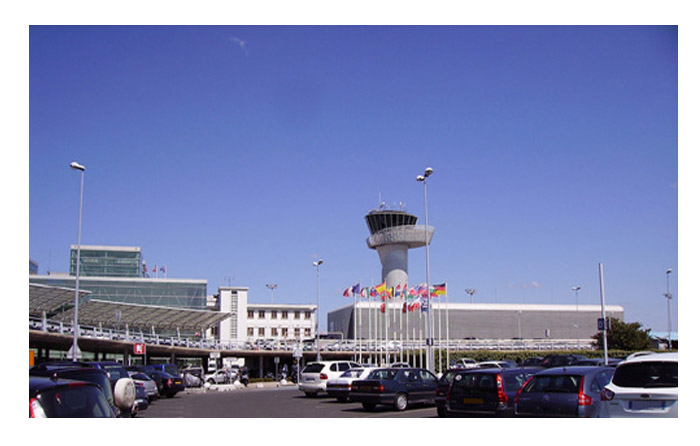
[28,25,678,333]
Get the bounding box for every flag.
[160,266,166,273]
[407,286,417,298]
[394,284,403,299]
[342,286,353,297]
[402,302,407,313]
[152,266,156,273]
[375,282,386,295]
[360,287,369,298]
[352,282,361,295]
[410,299,421,312]
[417,283,429,297]
[370,287,378,297]
[380,303,386,313]
[421,297,429,312]
[431,283,446,297]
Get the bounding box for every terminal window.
[258,310,265,318]
[294,311,300,319]
[247,310,254,319]
[282,311,288,319]
[305,311,312,319]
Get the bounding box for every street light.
[313,259,323,361]
[572,286,581,350]
[664,268,673,350]
[465,289,476,304]
[416,166,434,373]
[70,161,86,361]
[266,283,278,304]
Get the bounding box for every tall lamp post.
[664,268,673,350]
[70,161,86,362]
[465,289,476,304]
[266,283,278,304]
[313,259,323,361]
[416,167,434,373]
[572,286,581,350]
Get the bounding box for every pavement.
[185,380,298,393]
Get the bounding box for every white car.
[599,352,677,418]
[326,367,377,402]
[205,369,234,385]
[299,360,361,397]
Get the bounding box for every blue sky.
[28,25,678,333]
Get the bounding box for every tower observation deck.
[365,208,434,290]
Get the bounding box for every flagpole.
[437,289,442,375]
[353,289,357,362]
[446,282,450,370]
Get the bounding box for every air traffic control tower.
[365,207,434,290]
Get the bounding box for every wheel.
[362,402,376,411]
[207,379,215,384]
[336,396,347,403]
[394,393,408,411]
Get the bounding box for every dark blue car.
[514,366,615,417]
[349,368,438,411]
[444,367,541,417]
[29,376,115,418]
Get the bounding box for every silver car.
[127,371,159,402]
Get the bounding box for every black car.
[540,354,580,368]
[30,362,121,417]
[445,367,541,417]
[30,376,115,418]
[514,366,615,417]
[435,368,463,417]
[145,369,185,398]
[86,361,148,413]
[350,368,438,411]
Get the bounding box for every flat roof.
[333,302,624,312]
[30,275,206,285]
[70,245,141,252]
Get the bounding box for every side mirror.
[113,377,136,411]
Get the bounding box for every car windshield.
[522,375,581,394]
[368,369,398,380]
[34,385,113,418]
[612,361,678,388]
[130,373,151,381]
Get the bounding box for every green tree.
[592,318,652,351]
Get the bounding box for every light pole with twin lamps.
[70,161,86,362]
[313,260,323,361]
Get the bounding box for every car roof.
[29,376,99,395]
[621,352,677,364]
[532,366,614,375]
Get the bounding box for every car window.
[594,370,614,391]
[330,364,338,372]
[35,385,113,418]
[419,370,437,384]
[612,361,677,388]
[439,370,458,384]
[504,373,527,392]
[478,374,496,389]
[338,363,350,372]
[302,364,324,374]
[368,369,397,380]
[523,375,581,394]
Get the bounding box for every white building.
[210,286,316,345]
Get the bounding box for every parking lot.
[139,385,438,418]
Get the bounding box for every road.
[139,386,438,418]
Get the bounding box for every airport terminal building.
[328,301,624,346]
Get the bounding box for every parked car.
[30,362,136,417]
[599,352,677,418]
[29,376,115,418]
[349,367,438,411]
[86,361,146,415]
[326,367,377,402]
[143,363,183,379]
[540,354,579,368]
[453,358,478,369]
[128,371,159,402]
[514,366,615,417]
[521,357,543,367]
[572,358,622,367]
[435,368,463,417]
[299,360,361,397]
[205,369,234,385]
[136,368,184,398]
[444,367,541,417]
[477,360,518,369]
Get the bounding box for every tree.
[592,318,652,351]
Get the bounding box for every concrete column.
[376,244,409,290]
[259,356,263,379]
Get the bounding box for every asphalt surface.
[139,386,438,418]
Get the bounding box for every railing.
[30,316,593,353]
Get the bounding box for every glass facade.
[69,246,141,278]
[29,276,207,309]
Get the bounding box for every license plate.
[629,400,667,410]
[463,398,484,404]
[305,377,315,382]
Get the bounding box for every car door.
[398,370,422,403]
[418,370,438,404]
